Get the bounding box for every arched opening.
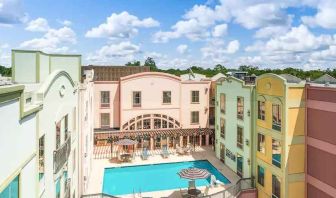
[122,114,181,131]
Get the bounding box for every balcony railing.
[64,178,71,198]
[53,134,71,174]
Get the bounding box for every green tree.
[0,66,11,77]
[144,57,158,71]
[125,61,141,66]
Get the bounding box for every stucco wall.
[94,82,120,129]
[215,78,253,178]
[0,99,37,197]
[13,52,37,83]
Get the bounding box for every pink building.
[83,66,214,151]
[305,74,336,198]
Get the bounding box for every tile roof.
[82,65,150,81]
[312,74,336,84]
[280,74,302,83]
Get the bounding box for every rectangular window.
[64,115,68,141]
[100,113,110,128]
[191,111,199,124]
[133,91,141,107]
[0,175,19,198]
[154,119,161,129]
[257,133,265,154]
[100,91,110,108]
[191,91,199,103]
[272,139,281,168]
[39,135,45,181]
[163,91,171,104]
[237,126,243,150]
[272,104,281,131]
[220,94,225,113]
[272,175,281,198]
[56,121,61,149]
[220,118,225,139]
[237,97,244,120]
[143,119,151,129]
[258,101,265,120]
[257,166,265,186]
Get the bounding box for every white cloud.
[302,0,336,29]
[226,40,240,54]
[254,25,290,38]
[87,41,141,64]
[310,45,336,62]
[247,25,334,53]
[201,39,240,63]
[62,20,72,26]
[177,44,189,54]
[86,11,159,39]
[20,26,76,53]
[212,24,228,37]
[0,0,27,25]
[25,17,50,32]
[232,3,292,29]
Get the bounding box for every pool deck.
[86,146,241,198]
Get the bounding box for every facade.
[215,76,255,178]
[0,85,41,198]
[305,75,336,198]
[78,69,95,195]
[91,70,214,152]
[0,50,95,198]
[255,74,306,198]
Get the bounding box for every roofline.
[216,76,254,88]
[12,49,81,57]
[37,70,75,96]
[120,72,181,81]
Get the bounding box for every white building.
[0,50,94,198]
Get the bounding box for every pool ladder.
[133,188,142,198]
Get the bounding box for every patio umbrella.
[114,138,138,146]
[178,168,211,180]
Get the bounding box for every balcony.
[53,134,71,174]
[64,178,71,198]
[272,122,281,131]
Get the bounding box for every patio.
[85,146,242,198]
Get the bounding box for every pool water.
[103,160,230,196]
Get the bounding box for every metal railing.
[82,178,255,198]
[203,177,255,198]
[64,178,71,198]
[53,134,71,174]
[81,193,119,198]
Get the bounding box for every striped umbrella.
[114,139,138,146]
[178,168,211,180]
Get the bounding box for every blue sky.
[0,0,336,70]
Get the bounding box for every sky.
[0,0,336,70]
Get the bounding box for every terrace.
[83,145,255,198]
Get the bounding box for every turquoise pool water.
[103,160,230,196]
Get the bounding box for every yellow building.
[255,74,305,198]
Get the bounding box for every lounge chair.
[141,148,149,160]
[180,188,190,198]
[184,144,192,154]
[177,147,185,155]
[161,146,169,158]
[210,175,217,187]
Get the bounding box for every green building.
[215,76,255,178]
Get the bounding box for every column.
[199,135,202,146]
[150,137,154,150]
[206,134,209,146]
[179,136,183,147]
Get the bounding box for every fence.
[81,178,255,198]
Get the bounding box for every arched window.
[122,114,181,131]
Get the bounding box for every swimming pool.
[103,160,230,196]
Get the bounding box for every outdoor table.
[120,153,131,162]
[187,189,201,197]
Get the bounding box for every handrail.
[53,134,71,174]
[81,178,255,198]
[81,193,119,198]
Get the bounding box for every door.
[220,143,225,163]
[237,154,243,178]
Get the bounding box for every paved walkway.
[86,146,240,198]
